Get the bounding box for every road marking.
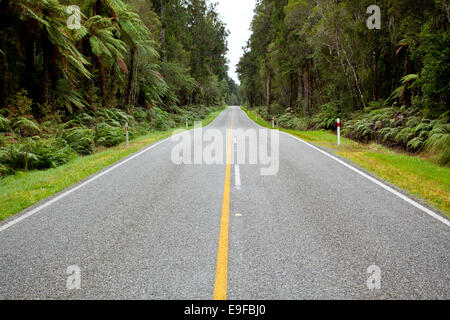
[235,164,241,190]
[0,109,229,234]
[233,133,241,190]
[280,131,450,227]
[240,108,449,227]
[0,139,169,233]
[214,109,233,300]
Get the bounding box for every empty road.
[0,106,448,299]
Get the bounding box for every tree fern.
[425,122,450,164]
[0,115,11,131]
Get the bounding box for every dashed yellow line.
[213,108,234,300]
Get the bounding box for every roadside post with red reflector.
[272,117,275,128]
[125,122,129,148]
[337,118,341,146]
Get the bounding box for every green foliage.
[0,102,224,176]
[97,108,133,127]
[161,61,197,104]
[277,113,309,131]
[342,106,449,165]
[310,104,341,130]
[0,115,11,131]
[13,117,42,136]
[411,24,449,116]
[0,0,230,117]
[9,90,33,115]
[0,138,75,171]
[95,123,125,147]
[238,0,448,165]
[62,127,95,156]
[0,0,231,177]
[0,163,13,177]
[426,122,450,165]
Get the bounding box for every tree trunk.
[108,66,116,99]
[342,45,365,108]
[0,0,8,108]
[266,70,271,112]
[289,72,295,109]
[314,67,324,106]
[0,36,9,108]
[303,63,312,116]
[24,35,36,97]
[402,49,411,106]
[88,79,96,111]
[206,83,210,107]
[194,90,199,105]
[372,30,378,101]
[125,46,137,108]
[297,69,304,113]
[97,56,107,107]
[42,36,53,106]
[160,0,167,62]
[307,64,312,115]
[372,50,378,101]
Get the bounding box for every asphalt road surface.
[0,106,448,299]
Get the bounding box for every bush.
[0,104,227,176]
[254,106,271,120]
[62,127,95,155]
[0,139,75,171]
[95,123,125,147]
[9,89,33,116]
[30,140,75,170]
[311,103,341,130]
[0,114,11,132]
[277,113,309,131]
[134,108,148,123]
[342,106,449,165]
[426,122,450,165]
[97,108,133,127]
[0,163,13,177]
[269,103,285,115]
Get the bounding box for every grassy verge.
[243,108,450,218]
[0,107,224,222]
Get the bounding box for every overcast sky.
[216,0,256,83]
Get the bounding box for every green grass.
[243,107,450,218]
[244,109,274,129]
[200,109,224,127]
[0,107,224,222]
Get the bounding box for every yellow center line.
[213,108,234,300]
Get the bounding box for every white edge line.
[0,137,169,233]
[0,108,230,233]
[240,107,450,227]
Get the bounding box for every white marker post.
[337,118,341,146]
[125,122,129,148]
[186,119,188,129]
[272,117,275,129]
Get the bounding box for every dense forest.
[238,0,449,165]
[0,0,240,175]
